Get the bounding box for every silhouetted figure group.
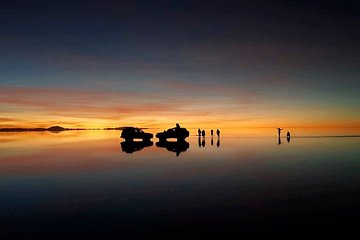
[277,128,291,145]
[198,129,220,138]
[198,128,220,148]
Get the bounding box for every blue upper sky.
[1,0,359,128]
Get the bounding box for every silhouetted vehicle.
[156,140,189,156]
[156,126,189,141]
[120,127,153,141]
[121,140,153,153]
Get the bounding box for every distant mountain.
[0,126,66,132]
[0,126,140,132]
[104,127,126,130]
[47,126,66,132]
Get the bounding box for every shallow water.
[0,130,359,237]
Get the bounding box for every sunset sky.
[1,1,359,129]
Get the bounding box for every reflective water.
[0,130,359,237]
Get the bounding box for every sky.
[1,0,359,129]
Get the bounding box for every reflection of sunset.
[1,130,359,177]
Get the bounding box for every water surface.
[0,129,359,237]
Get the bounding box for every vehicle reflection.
[156,140,190,156]
[120,140,153,153]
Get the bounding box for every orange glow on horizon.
[1,86,359,131]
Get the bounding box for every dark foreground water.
[0,130,359,238]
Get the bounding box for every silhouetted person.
[202,138,205,147]
[202,130,205,137]
[277,128,283,137]
[216,139,220,148]
[176,123,180,129]
[198,136,201,147]
[216,129,220,137]
[211,129,213,137]
[198,129,201,136]
[211,138,213,146]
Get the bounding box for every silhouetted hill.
[0,126,66,132]
[0,126,146,132]
[104,127,125,130]
[47,126,65,132]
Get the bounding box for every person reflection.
[216,139,220,148]
[198,136,201,147]
[156,140,190,156]
[287,131,291,143]
[120,140,153,154]
[211,137,213,146]
[202,138,205,147]
[278,136,282,145]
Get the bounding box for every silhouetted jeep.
[156,127,189,141]
[120,127,153,141]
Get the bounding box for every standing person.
[277,128,283,137]
[211,129,213,137]
[202,130,205,137]
[198,129,201,136]
[216,129,220,137]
